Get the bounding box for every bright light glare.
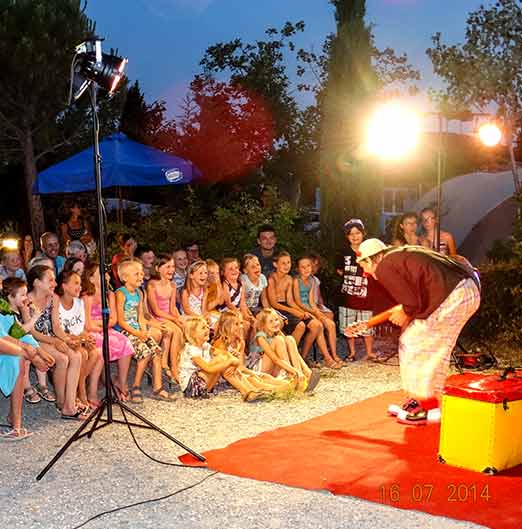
[1,238,19,250]
[366,103,421,160]
[478,123,502,147]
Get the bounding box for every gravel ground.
[0,338,486,529]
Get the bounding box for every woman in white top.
[53,270,103,410]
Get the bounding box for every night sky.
[86,0,484,114]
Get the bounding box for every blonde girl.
[82,262,134,401]
[115,259,175,403]
[54,270,103,410]
[219,257,254,339]
[24,265,85,420]
[212,311,293,399]
[205,259,223,312]
[293,256,341,368]
[181,260,208,316]
[249,308,320,393]
[178,315,239,398]
[146,254,184,382]
[240,254,268,316]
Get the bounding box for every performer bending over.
[350,240,480,425]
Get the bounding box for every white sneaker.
[427,408,441,423]
[387,404,402,416]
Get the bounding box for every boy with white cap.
[350,240,480,425]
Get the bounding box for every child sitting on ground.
[82,262,134,401]
[205,259,224,329]
[211,311,294,400]
[249,308,320,393]
[172,249,188,306]
[178,315,239,399]
[115,259,175,403]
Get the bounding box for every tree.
[120,80,167,145]
[427,0,522,194]
[316,0,419,251]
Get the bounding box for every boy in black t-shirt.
[336,219,376,361]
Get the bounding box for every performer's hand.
[389,305,409,327]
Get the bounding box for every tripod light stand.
[37,39,205,480]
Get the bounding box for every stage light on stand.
[69,38,127,102]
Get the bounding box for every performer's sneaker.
[396,406,441,426]
[388,398,420,417]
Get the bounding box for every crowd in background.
[0,199,456,441]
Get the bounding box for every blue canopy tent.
[33,132,202,194]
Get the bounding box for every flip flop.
[61,409,89,421]
[305,369,321,393]
[34,384,56,402]
[0,427,34,442]
[150,389,176,402]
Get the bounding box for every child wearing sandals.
[82,262,134,401]
[54,270,104,411]
[0,336,53,441]
[212,311,294,400]
[115,259,175,403]
[146,254,184,383]
[293,256,343,367]
[248,308,320,393]
[178,315,239,399]
[0,278,57,404]
[267,251,327,364]
[24,265,86,420]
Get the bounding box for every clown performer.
[347,240,480,425]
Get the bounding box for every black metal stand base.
[36,394,206,481]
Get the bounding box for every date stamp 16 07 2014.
[379,483,492,504]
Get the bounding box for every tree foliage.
[427,0,522,193]
[0,0,126,239]
[317,0,419,252]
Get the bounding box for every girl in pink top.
[82,262,134,401]
[146,254,184,382]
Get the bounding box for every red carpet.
[181,391,522,529]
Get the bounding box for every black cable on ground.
[70,470,219,529]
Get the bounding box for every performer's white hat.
[356,238,388,263]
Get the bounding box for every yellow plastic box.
[439,372,522,474]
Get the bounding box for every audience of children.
[2,214,413,441]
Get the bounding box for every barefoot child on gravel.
[178,315,239,399]
[115,260,175,404]
[211,311,294,400]
[249,308,320,393]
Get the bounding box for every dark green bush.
[463,262,522,345]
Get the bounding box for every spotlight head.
[72,39,127,100]
[1,237,19,250]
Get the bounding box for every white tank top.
[59,297,85,336]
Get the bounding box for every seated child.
[115,259,175,403]
[240,254,268,316]
[82,263,134,401]
[146,254,184,382]
[249,308,320,393]
[178,315,238,399]
[53,270,103,410]
[211,311,294,401]
[0,336,52,440]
